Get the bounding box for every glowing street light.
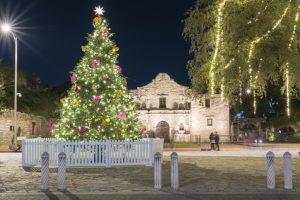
[1,22,19,151]
[1,23,11,33]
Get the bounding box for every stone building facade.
[130,73,230,143]
[0,110,53,150]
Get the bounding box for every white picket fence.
[22,138,164,167]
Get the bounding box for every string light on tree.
[288,6,300,49]
[285,64,291,117]
[221,58,235,99]
[209,0,227,96]
[246,0,291,114]
[246,88,251,95]
[184,0,300,118]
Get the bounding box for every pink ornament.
[117,66,122,74]
[50,122,57,130]
[79,127,87,135]
[95,35,100,40]
[140,127,146,134]
[92,95,101,104]
[70,74,77,82]
[75,86,81,93]
[118,113,127,120]
[91,59,100,68]
[102,29,109,37]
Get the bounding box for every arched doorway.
[155,121,170,142]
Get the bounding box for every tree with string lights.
[184,0,300,117]
[53,6,142,140]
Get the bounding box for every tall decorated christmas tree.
[53,6,141,141]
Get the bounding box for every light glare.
[1,23,11,33]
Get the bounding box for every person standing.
[209,132,215,150]
[214,132,220,151]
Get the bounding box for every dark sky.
[0,0,194,89]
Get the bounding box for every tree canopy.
[184,0,300,117]
[0,61,61,117]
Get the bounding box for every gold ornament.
[81,45,87,52]
[111,47,119,54]
[60,98,66,105]
[102,118,110,126]
[72,100,78,107]
[93,17,103,26]
[116,92,123,99]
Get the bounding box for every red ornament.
[78,127,87,135]
[75,86,81,93]
[96,108,103,113]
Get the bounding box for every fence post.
[58,140,64,155]
[266,151,275,189]
[283,152,293,189]
[41,152,49,191]
[58,152,67,191]
[154,152,162,189]
[170,152,179,190]
[21,140,25,166]
[106,140,111,167]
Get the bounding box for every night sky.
[0,0,194,89]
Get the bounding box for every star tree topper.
[94,6,105,16]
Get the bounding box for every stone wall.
[0,110,54,149]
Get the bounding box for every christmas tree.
[53,6,141,140]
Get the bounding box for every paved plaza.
[1,152,300,199]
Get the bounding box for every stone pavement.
[164,149,300,157]
[1,153,300,200]
[1,192,300,200]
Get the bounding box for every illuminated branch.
[246,0,291,113]
[253,58,263,115]
[210,0,227,95]
[285,64,291,117]
[221,58,235,99]
[284,5,300,117]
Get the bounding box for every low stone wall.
[0,110,54,150]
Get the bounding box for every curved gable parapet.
[131,73,188,96]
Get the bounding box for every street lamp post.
[1,24,18,150]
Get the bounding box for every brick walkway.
[1,153,300,199]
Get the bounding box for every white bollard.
[170,152,179,190]
[266,151,275,189]
[41,152,49,191]
[154,152,162,189]
[58,152,67,191]
[283,152,293,189]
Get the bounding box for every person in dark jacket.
[214,132,220,151]
[209,132,215,150]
